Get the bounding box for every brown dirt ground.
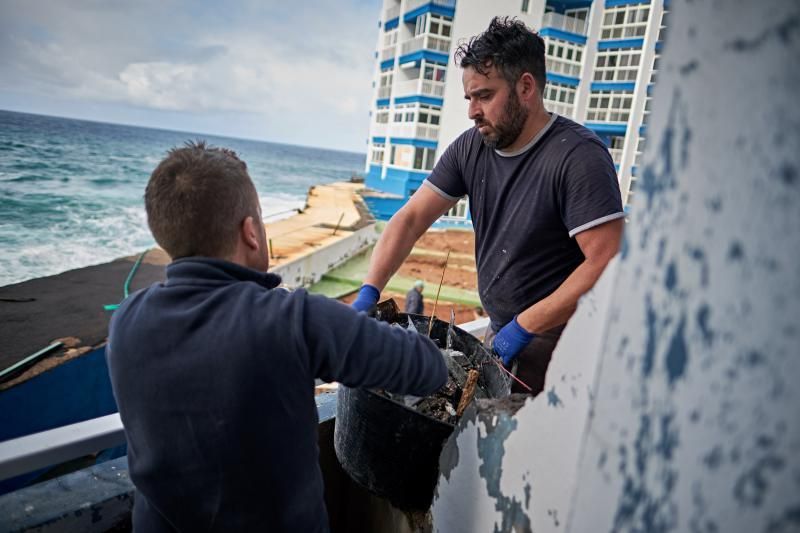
[415,229,475,255]
[339,229,482,325]
[339,291,483,325]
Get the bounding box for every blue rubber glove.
[351,284,380,313]
[493,316,536,366]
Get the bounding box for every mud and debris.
[376,301,510,425]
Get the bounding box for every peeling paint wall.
[432,257,619,533]
[431,1,800,531]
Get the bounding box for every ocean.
[0,110,366,287]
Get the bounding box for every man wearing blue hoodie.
[107,141,446,532]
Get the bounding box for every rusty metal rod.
[456,369,479,417]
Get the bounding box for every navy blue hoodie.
[107,258,446,532]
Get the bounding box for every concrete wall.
[270,224,378,288]
[430,1,800,532]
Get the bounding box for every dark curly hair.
[145,140,260,260]
[455,16,546,95]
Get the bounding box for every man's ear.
[518,72,538,102]
[240,216,260,250]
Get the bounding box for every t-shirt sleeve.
[423,132,469,201]
[559,140,625,238]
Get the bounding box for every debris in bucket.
[382,348,493,425]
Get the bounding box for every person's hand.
[351,284,380,313]
[493,316,536,366]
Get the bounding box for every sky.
[0,0,381,153]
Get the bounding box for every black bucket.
[334,312,510,510]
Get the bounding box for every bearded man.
[352,17,624,395]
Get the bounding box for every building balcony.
[400,33,451,56]
[372,123,388,138]
[545,58,581,78]
[544,101,575,119]
[608,147,623,164]
[541,11,588,36]
[377,86,392,99]
[391,122,440,142]
[395,77,445,98]
[380,45,396,62]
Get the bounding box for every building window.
[383,29,398,47]
[414,13,453,38]
[543,82,577,118]
[544,83,576,105]
[593,48,641,82]
[447,198,469,218]
[565,8,589,21]
[586,90,634,122]
[423,62,447,82]
[600,4,650,39]
[521,0,530,13]
[375,107,389,124]
[414,146,436,171]
[371,143,385,163]
[544,38,584,78]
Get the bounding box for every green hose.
[104,249,149,311]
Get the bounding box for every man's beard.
[477,90,529,150]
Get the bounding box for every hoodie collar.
[165,257,282,289]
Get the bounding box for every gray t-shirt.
[424,113,624,328]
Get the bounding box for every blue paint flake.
[475,413,531,532]
[696,304,714,344]
[665,315,688,386]
[733,455,786,507]
[547,386,564,408]
[665,262,678,291]
[703,446,724,470]
[643,296,657,378]
[728,241,744,261]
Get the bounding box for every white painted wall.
[430,1,800,531]
[270,224,378,288]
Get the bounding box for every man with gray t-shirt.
[352,17,624,394]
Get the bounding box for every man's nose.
[468,100,482,121]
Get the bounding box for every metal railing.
[380,45,396,62]
[371,123,388,137]
[608,147,623,164]
[541,11,588,36]
[545,58,581,78]
[391,122,440,141]
[400,34,450,56]
[395,78,445,98]
[544,100,575,118]
[0,317,491,483]
[0,413,125,482]
[378,86,392,99]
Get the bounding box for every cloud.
[0,0,380,151]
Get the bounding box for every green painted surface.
[308,247,481,306]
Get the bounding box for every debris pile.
[380,313,501,425]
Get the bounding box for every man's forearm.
[516,254,615,334]
[364,211,427,291]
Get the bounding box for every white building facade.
[363,0,669,221]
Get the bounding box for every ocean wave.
[5,174,53,183]
[0,204,154,287]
